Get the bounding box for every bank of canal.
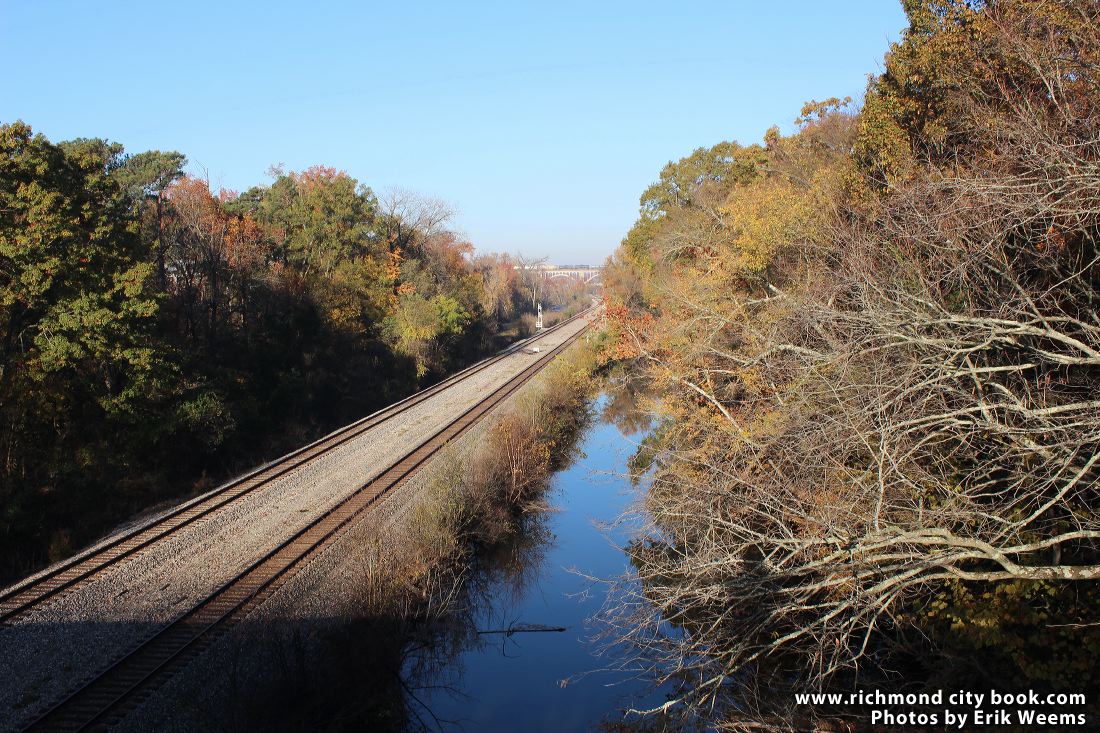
[412,391,663,731]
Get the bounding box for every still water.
[413,392,662,731]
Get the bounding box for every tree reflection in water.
[600,371,655,439]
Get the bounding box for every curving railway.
[1,308,594,732]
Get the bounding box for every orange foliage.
[291,165,348,194]
[603,301,655,361]
[386,247,404,284]
[225,214,264,269]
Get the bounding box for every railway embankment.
[0,310,597,731]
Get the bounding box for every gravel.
[0,316,590,731]
[114,400,502,732]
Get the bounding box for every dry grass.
[405,343,596,563]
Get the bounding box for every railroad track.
[0,308,589,627]
[23,317,590,732]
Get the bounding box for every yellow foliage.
[719,178,807,275]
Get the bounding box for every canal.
[409,390,663,731]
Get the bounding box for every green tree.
[261,166,380,276]
[113,150,186,287]
[0,122,167,563]
[639,141,764,218]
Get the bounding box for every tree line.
[601,0,1100,727]
[0,122,571,581]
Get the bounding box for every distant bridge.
[518,264,602,284]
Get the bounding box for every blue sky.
[2,1,908,264]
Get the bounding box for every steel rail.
[24,318,590,732]
[0,309,589,625]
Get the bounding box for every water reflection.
[407,388,668,732]
[599,373,654,438]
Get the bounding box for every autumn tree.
[0,125,542,581]
[474,253,520,321]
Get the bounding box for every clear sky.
[1,1,908,264]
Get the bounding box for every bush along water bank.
[597,3,1100,728]
[409,341,598,558]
